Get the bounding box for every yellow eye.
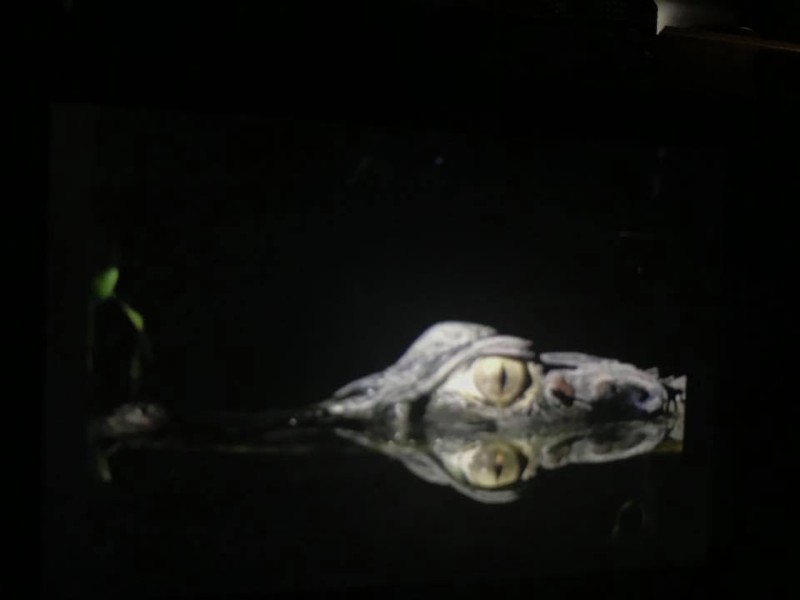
[472,357,529,406]
[465,441,522,489]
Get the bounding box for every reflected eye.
[465,441,522,489]
[473,357,529,406]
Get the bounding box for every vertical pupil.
[499,366,507,390]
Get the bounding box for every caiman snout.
[544,365,666,418]
[604,382,664,415]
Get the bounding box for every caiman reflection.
[91,322,686,503]
[336,420,678,504]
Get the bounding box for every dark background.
[87,110,718,416]
[42,1,798,598]
[49,102,715,597]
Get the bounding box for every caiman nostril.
[550,375,575,406]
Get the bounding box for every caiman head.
[319,321,686,427]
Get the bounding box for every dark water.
[48,106,718,596]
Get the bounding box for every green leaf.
[91,266,119,302]
[119,301,145,332]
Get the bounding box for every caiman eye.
[464,441,522,489]
[473,357,529,406]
